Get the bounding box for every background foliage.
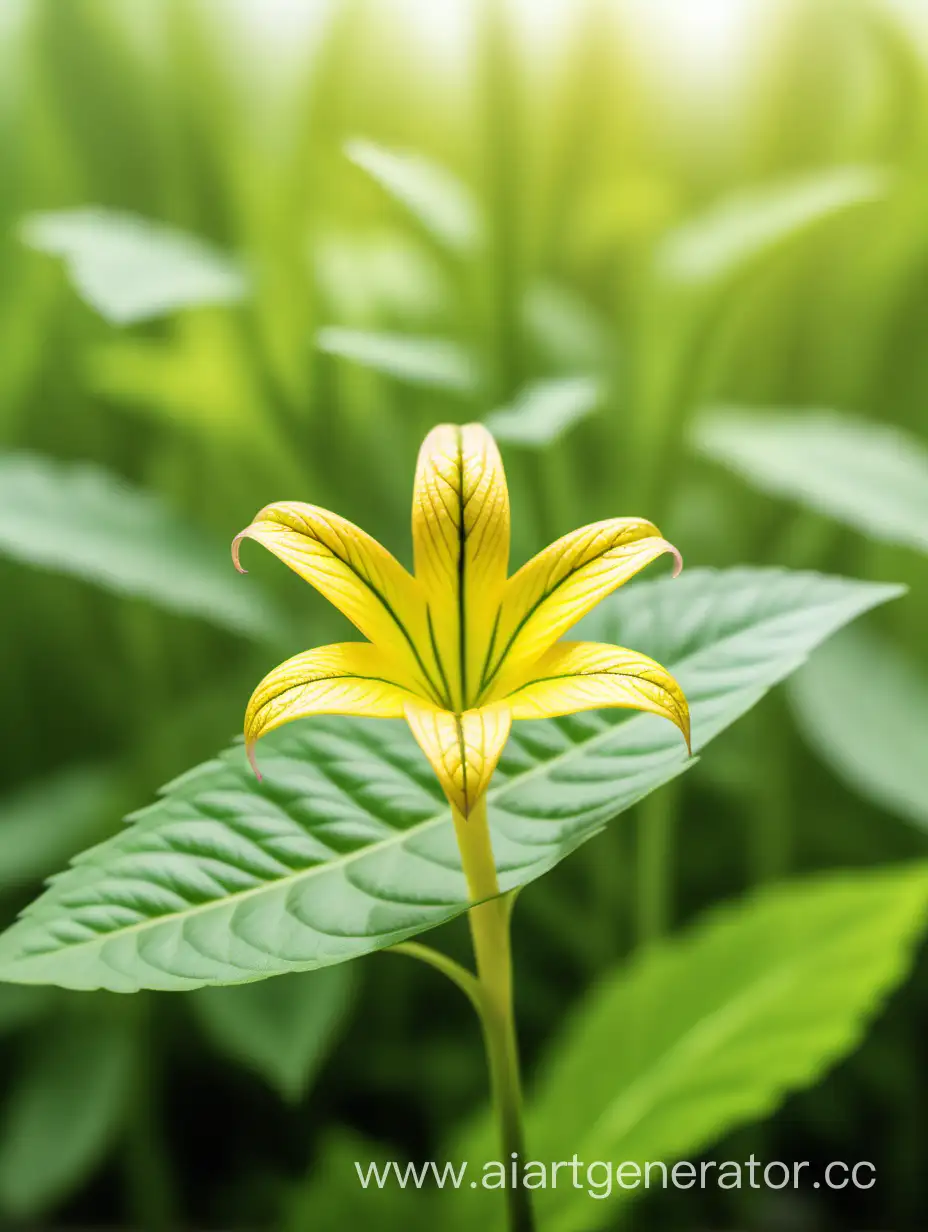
[1,1,927,1228]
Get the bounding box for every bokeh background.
[1,0,928,1228]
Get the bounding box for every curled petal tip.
[680,713,693,756]
[231,532,248,574]
[246,741,263,781]
[666,542,683,579]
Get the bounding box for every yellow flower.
[233,424,690,817]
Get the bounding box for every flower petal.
[481,518,680,698]
[411,423,510,710]
[500,641,690,751]
[403,699,511,816]
[233,502,439,700]
[244,642,420,777]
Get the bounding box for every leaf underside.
[0,569,901,991]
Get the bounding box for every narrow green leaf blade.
[790,626,928,829]
[346,139,480,253]
[0,569,900,991]
[656,167,889,289]
[0,1012,134,1219]
[693,410,928,554]
[316,327,477,392]
[21,209,248,324]
[0,454,285,639]
[192,965,356,1101]
[485,377,601,447]
[516,864,928,1232]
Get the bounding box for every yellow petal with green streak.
[244,642,420,777]
[403,699,511,816]
[481,519,680,699]
[233,501,440,701]
[411,423,510,711]
[499,641,690,751]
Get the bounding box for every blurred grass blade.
[513,864,928,1232]
[346,138,481,253]
[0,568,900,992]
[20,209,248,324]
[0,765,122,891]
[192,966,356,1102]
[790,626,928,829]
[655,167,890,289]
[485,376,601,446]
[0,1012,135,1220]
[0,453,285,640]
[693,410,928,554]
[317,326,477,391]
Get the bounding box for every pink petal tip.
[246,742,263,782]
[666,542,683,578]
[231,532,248,574]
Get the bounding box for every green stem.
[389,941,484,1013]
[453,796,535,1232]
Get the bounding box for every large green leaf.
[21,209,248,324]
[0,1010,135,1219]
[345,139,480,253]
[0,453,285,639]
[0,569,900,992]
[455,864,928,1232]
[790,626,928,830]
[692,410,928,554]
[655,167,889,290]
[192,965,356,1101]
[316,327,477,392]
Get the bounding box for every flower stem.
[453,796,535,1232]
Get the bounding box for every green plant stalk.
[453,795,535,1232]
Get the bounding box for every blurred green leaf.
[192,965,356,1102]
[316,326,477,391]
[655,167,889,291]
[0,986,56,1038]
[86,313,261,442]
[21,209,248,324]
[455,864,928,1231]
[693,410,928,554]
[0,1011,135,1219]
[518,864,928,1232]
[282,1129,441,1232]
[485,376,601,447]
[313,231,449,326]
[346,139,481,253]
[789,625,928,829]
[522,283,608,370]
[0,453,286,639]
[0,764,122,891]
[0,568,900,992]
